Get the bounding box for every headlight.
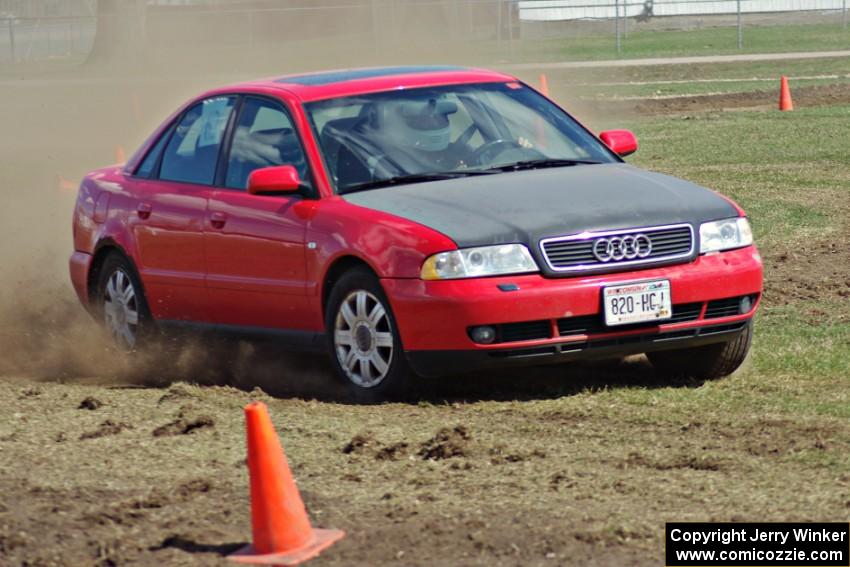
[699,217,753,253]
[421,244,538,280]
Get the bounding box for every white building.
[519,0,848,21]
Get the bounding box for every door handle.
[136,202,152,220]
[210,211,228,229]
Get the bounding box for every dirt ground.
[765,230,850,311]
[2,368,848,567]
[633,82,850,114]
[564,82,850,116]
[1,59,849,566]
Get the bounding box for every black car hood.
[343,164,737,271]
[343,163,738,244]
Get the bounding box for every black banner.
[666,523,849,566]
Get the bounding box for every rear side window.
[224,97,309,190]
[159,96,237,185]
[135,124,173,178]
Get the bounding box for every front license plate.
[603,280,672,326]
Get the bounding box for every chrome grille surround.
[540,223,694,273]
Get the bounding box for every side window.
[224,97,310,190]
[159,96,237,185]
[135,123,173,178]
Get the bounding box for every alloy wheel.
[103,269,139,349]
[334,290,394,388]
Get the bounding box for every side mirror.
[599,129,638,157]
[247,165,302,195]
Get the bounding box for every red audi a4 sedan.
[70,66,763,398]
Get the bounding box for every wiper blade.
[486,158,601,172]
[341,170,496,194]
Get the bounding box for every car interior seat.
[320,117,372,190]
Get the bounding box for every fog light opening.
[470,325,497,344]
[739,295,753,314]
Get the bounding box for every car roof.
[233,65,519,102]
[125,66,521,175]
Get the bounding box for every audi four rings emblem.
[592,234,652,262]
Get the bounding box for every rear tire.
[647,320,753,380]
[95,252,155,351]
[325,267,413,401]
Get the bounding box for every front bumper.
[382,246,763,377]
[406,319,750,377]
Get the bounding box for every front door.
[204,96,314,331]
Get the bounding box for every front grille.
[485,321,748,360]
[475,297,753,345]
[705,298,741,318]
[668,302,703,323]
[705,294,756,319]
[558,302,702,337]
[540,224,694,273]
[556,314,601,336]
[498,320,551,343]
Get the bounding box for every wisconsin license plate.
[603,280,672,326]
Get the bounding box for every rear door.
[204,95,314,331]
[131,95,237,322]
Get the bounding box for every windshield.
[305,82,618,194]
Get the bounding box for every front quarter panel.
[304,196,457,323]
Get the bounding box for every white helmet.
[381,97,457,152]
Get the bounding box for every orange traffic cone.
[57,175,76,194]
[229,402,344,566]
[779,76,793,111]
[114,145,127,164]
[539,73,550,97]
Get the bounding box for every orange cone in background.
[539,73,550,97]
[779,75,794,111]
[228,402,344,566]
[57,175,76,194]
[114,145,127,164]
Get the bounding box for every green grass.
[575,76,850,98]
[756,307,850,379]
[493,23,850,63]
[619,106,850,410]
[506,55,850,112]
[567,56,850,84]
[622,106,850,245]
[559,54,850,98]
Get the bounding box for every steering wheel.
[469,139,523,166]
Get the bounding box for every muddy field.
[2,371,847,567]
[632,82,850,115]
[1,59,850,567]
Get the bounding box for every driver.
[372,96,466,173]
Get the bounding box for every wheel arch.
[321,255,380,321]
[87,239,142,304]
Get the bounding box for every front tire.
[647,320,753,380]
[325,267,413,401]
[95,252,154,351]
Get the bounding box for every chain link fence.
[0,0,848,66]
[520,0,850,53]
[0,15,95,63]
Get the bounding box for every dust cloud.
[0,3,595,385]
